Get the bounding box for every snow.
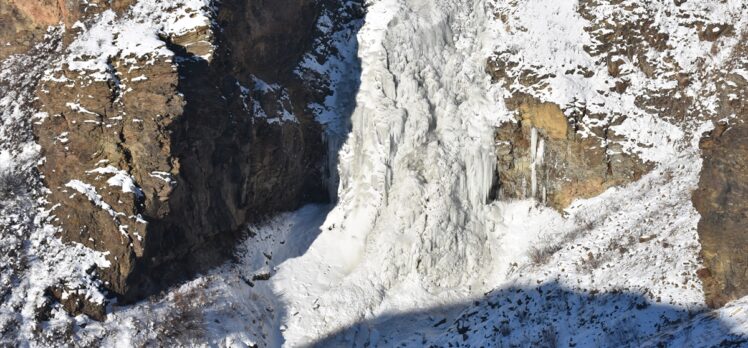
[86,166,144,197]
[149,171,175,185]
[489,0,748,159]
[735,68,748,82]
[0,28,121,344]
[65,102,99,115]
[65,180,121,218]
[270,0,748,346]
[272,0,517,344]
[45,0,214,81]
[612,114,685,163]
[242,76,299,124]
[1,0,747,346]
[295,1,364,200]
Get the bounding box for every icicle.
[536,137,545,201]
[536,138,545,166]
[531,160,537,198]
[530,127,538,162]
[530,127,538,198]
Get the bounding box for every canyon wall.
[692,33,748,308]
[2,0,747,322]
[0,0,136,59]
[488,0,748,309]
[27,0,331,317]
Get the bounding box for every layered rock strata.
[489,91,651,210]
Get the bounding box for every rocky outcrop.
[7,0,135,25]
[487,0,742,219]
[489,92,651,210]
[692,33,748,308]
[32,0,332,308]
[0,0,135,60]
[693,122,748,308]
[218,0,321,81]
[490,0,748,308]
[9,0,79,27]
[486,34,653,210]
[0,0,46,60]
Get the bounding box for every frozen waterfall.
[273,0,513,345]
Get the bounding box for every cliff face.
[2,0,748,346]
[0,0,135,60]
[694,123,748,308]
[488,91,651,211]
[692,33,748,308]
[0,0,48,60]
[29,0,330,315]
[488,0,748,309]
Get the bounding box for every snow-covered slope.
[0,28,116,344]
[270,0,746,346]
[1,0,747,346]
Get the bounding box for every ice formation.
[273,0,517,344]
[1,0,747,346]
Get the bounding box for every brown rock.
[46,285,107,321]
[32,0,334,308]
[0,0,136,60]
[7,0,134,26]
[8,0,70,27]
[698,23,734,42]
[492,93,651,210]
[692,32,748,308]
[516,99,568,140]
[693,123,748,308]
[0,0,43,60]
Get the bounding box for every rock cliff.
[0,1,747,343]
[694,122,748,308]
[488,0,748,309]
[28,0,332,316]
[0,0,136,60]
[489,90,651,210]
[692,32,748,308]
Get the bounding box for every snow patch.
[86,166,144,197]
[65,179,121,218]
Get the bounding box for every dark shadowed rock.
[31,0,333,308]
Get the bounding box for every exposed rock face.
[9,0,78,27]
[693,122,748,308]
[489,89,651,210]
[46,285,107,321]
[486,0,748,214]
[32,0,330,307]
[486,0,675,211]
[0,0,135,60]
[692,33,748,308]
[490,0,748,308]
[0,1,46,60]
[218,0,321,81]
[7,0,135,25]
